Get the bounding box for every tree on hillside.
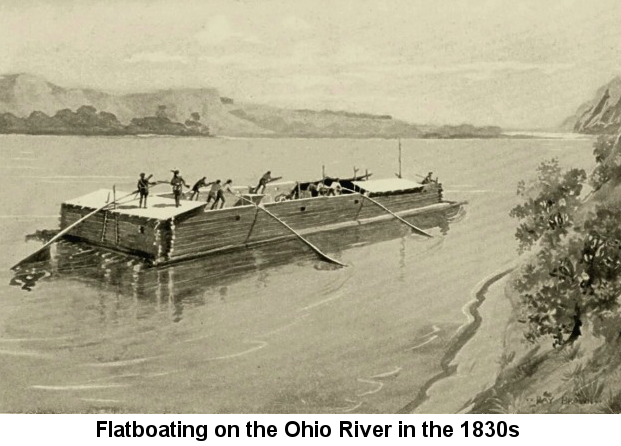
[509,158,586,253]
[0,112,27,132]
[156,105,168,119]
[184,111,209,135]
[76,105,97,116]
[590,134,621,191]
[98,111,123,129]
[512,141,621,347]
[515,205,621,346]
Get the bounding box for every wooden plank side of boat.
[168,194,362,260]
[167,184,447,262]
[60,203,161,257]
[55,182,451,265]
[58,189,205,262]
[164,200,463,265]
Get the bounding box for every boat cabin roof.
[352,178,424,194]
[63,189,205,220]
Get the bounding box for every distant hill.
[226,103,502,138]
[227,103,423,138]
[0,73,258,136]
[563,76,621,134]
[0,104,210,136]
[0,73,503,138]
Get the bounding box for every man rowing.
[137,173,156,208]
[189,176,209,201]
[422,171,436,184]
[254,171,272,194]
[206,179,222,208]
[170,170,189,207]
[253,171,281,194]
[211,179,234,210]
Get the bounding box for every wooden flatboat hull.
[59,183,459,264]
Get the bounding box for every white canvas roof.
[351,178,424,193]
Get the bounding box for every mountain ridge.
[0,73,503,138]
[563,75,621,135]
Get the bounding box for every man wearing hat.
[137,172,155,208]
[170,169,189,207]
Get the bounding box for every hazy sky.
[1,0,620,128]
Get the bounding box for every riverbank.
[397,264,515,413]
[455,133,621,414]
[402,262,618,414]
[464,268,621,414]
[406,250,621,414]
[406,133,621,414]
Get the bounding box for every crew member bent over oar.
[170,170,189,207]
[189,176,209,201]
[422,171,436,184]
[254,171,272,194]
[211,179,234,210]
[206,179,221,208]
[137,173,156,208]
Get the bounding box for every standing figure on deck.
[254,171,272,194]
[137,173,156,208]
[212,179,234,210]
[206,179,222,208]
[189,176,209,201]
[170,170,189,207]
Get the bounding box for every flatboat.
[55,175,463,265]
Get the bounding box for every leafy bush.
[590,135,621,190]
[514,205,621,346]
[510,143,621,346]
[510,158,586,253]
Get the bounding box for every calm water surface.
[0,135,594,413]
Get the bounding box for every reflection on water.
[11,206,462,323]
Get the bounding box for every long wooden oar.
[235,194,346,267]
[11,190,139,270]
[342,187,433,238]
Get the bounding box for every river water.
[0,135,594,413]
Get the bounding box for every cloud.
[282,16,311,31]
[347,61,576,82]
[407,61,575,76]
[195,15,259,46]
[125,51,188,64]
[267,73,337,89]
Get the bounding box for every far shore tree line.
[511,133,621,347]
[0,104,210,136]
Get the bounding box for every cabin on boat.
[59,176,447,265]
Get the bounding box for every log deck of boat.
[58,177,461,265]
